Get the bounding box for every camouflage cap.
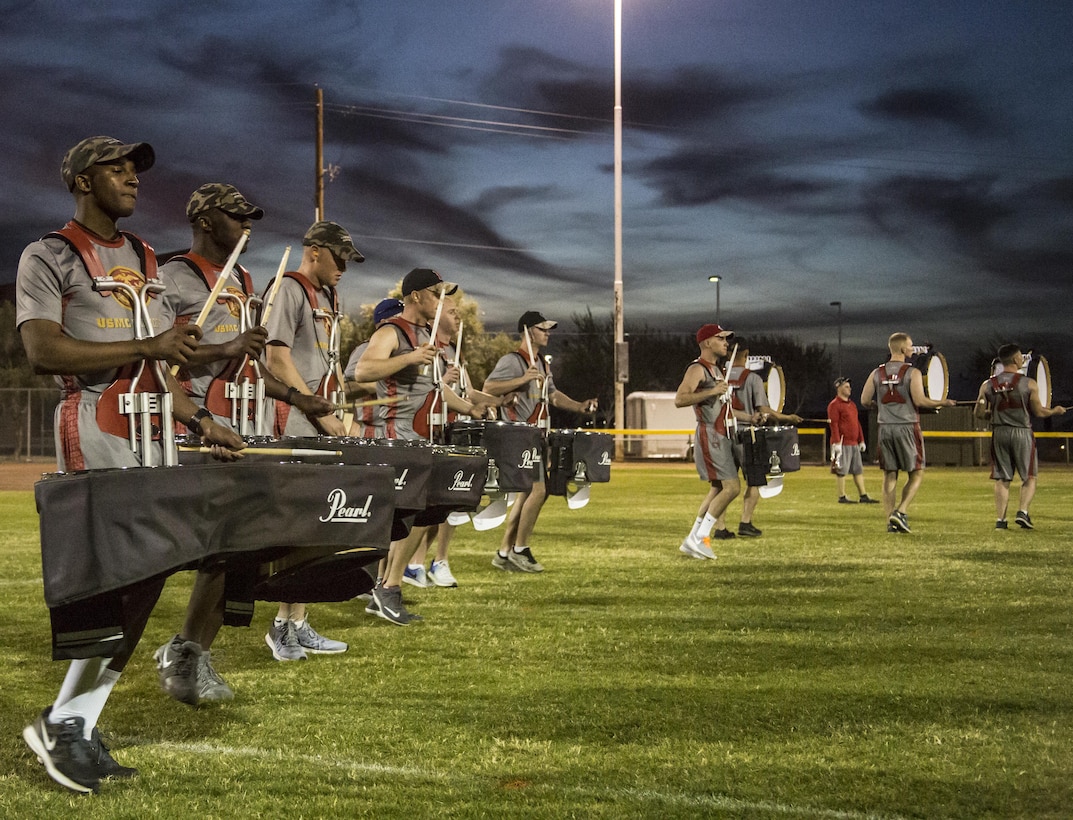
[302,220,364,263]
[186,183,265,221]
[61,136,155,191]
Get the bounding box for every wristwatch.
[186,407,213,436]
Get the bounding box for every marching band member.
[860,332,955,533]
[16,136,243,793]
[715,340,803,538]
[353,269,489,624]
[261,221,365,658]
[673,324,738,560]
[154,185,336,703]
[482,311,598,573]
[973,344,1066,529]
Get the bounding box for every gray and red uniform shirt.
[16,222,165,471]
[984,372,1031,428]
[871,362,918,425]
[727,365,768,417]
[488,348,555,425]
[376,317,436,441]
[158,253,253,407]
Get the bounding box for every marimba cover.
[36,462,396,608]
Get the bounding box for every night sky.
[3,1,1072,392]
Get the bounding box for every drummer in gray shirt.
[716,340,802,538]
[260,221,364,657]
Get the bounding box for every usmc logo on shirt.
[103,266,153,310]
[219,285,246,320]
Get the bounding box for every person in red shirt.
[827,377,879,504]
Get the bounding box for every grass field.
[0,462,1071,818]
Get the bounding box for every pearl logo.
[319,489,373,523]
[394,468,408,490]
[598,451,612,466]
[519,447,541,469]
[449,471,475,492]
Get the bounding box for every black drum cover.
[546,430,613,497]
[447,420,543,492]
[736,426,800,487]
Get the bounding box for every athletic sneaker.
[374,585,414,626]
[295,620,348,654]
[859,495,880,504]
[679,535,715,560]
[838,496,855,504]
[196,651,234,702]
[22,708,99,794]
[1015,510,1034,529]
[995,519,1009,530]
[887,523,899,533]
[711,529,736,540]
[265,619,307,661]
[428,559,459,587]
[365,595,381,615]
[402,564,431,588]
[888,511,911,533]
[738,522,763,537]
[90,727,138,779]
[508,547,544,573]
[492,552,518,572]
[153,635,202,706]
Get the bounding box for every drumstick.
[330,394,406,412]
[170,229,250,375]
[803,418,832,424]
[179,446,343,457]
[454,320,463,370]
[258,245,292,329]
[428,287,446,345]
[523,326,536,364]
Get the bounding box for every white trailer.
[624,391,694,459]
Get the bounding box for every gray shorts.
[990,426,1037,482]
[56,391,157,472]
[694,425,737,482]
[878,423,924,473]
[834,445,864,476]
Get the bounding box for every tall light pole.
[708,275,722,324]
[612,0,625,457]
[830,300,842,376]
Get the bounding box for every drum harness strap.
[273,271,346,418]
[511,349,550,430]
[989,373,1024,413]
[879,362,911,404]
[383,316,445,441]
[46,222,177,466]
[175,254,266,434]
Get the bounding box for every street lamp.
[708,275,722,324]
[830,301,842,376]
[611,0,625,457]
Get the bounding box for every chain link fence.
[0,388,60,460]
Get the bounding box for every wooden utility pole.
[315,85,325,220]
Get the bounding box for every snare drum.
[414,445,490,526]
[448,420,543,493]
[546,429,613,497]
[736,425,801,487]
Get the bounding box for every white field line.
[121,738,908,820]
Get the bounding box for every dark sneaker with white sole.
[22,708,100,794]
[153,635,202,706]
[1015,510,1034,529]
[90,727,138,779]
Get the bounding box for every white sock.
[292,618,307,629]
[687,516,704,541]
[53,657,109,710]
[512,545,528,554]
[698,514,718,539]
[51,667,121,739]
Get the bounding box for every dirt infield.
[0,461,53,491]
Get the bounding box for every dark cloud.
[859,87,992,134]
[482,47,776,132]
[470,185,560,216]
[636,145,839,209]
[864,174,1011,240]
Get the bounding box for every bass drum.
[764,363,786,413]
[915,350,948,401]
[1030,354,1051,408]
